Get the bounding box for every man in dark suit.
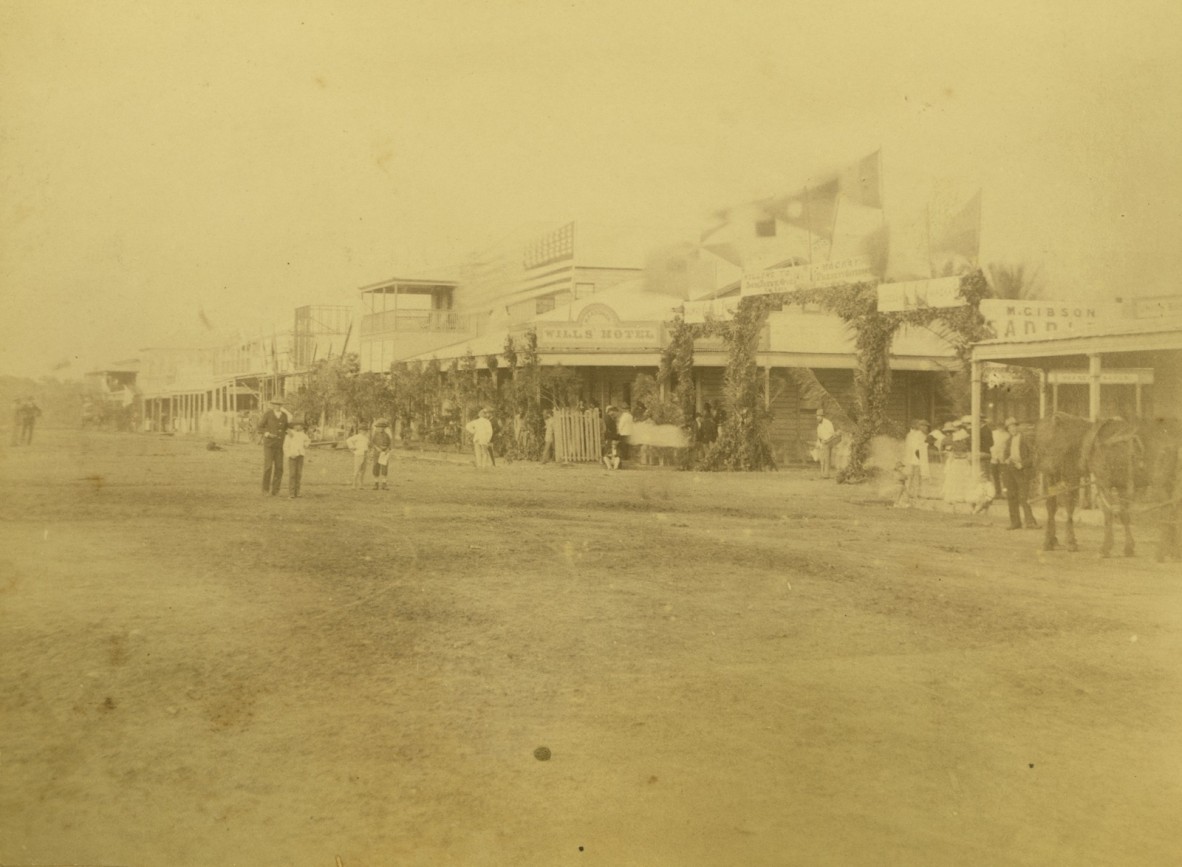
[257,397,289,495]
[1003,417,1039,530]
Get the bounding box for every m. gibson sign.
[535,321,661,351]
[979,299,1124,339]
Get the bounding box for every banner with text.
[876,276,964,312]
[740,256,874,297]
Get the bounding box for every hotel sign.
[741,256,874,296]
[535,321,661,351]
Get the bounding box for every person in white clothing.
[988,419,1010,499]
[896,418,931,506]
[283,421,312,498]
[345,426,371,489]
[815,409,838,479]
[466,407,494,469]
[616,404,635,462]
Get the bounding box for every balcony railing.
[360,310,471,336]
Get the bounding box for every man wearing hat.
[257,397,289,495]
[1003,417,1039,530]
[815,408,838,480]
[900,418,931,504]
[371,418,394,489]
[988,418,1011,499]
[465,407,494,469]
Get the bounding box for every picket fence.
[553,408,602,463]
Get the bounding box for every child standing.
[371,419,394,490]
[283,421,312,498]
[345,425,371,489]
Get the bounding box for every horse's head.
[1034,412,1090,477]
[1138,417,1182,494]
[1082,418,1139,491]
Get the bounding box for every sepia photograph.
[2,1,1180,864]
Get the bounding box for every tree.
[985,262,1043,301]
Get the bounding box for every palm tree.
[984,262,1044,300]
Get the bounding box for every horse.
[1034,413,1091,553]
[1035,412,1180,558]
[1080,417,1143,558]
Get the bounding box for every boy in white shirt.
[370,419,394,490]
[897,418,931,506]
[283,421,312,498]
[345,426,371,489]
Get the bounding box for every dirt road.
[1,431,1179,866]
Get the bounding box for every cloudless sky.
[3,0,1180,377]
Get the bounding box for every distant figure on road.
[346,425,371,488]
[10,398,21,445]
[466,407,494,469]
[18,396,42,446]
[257,398,289,495]
[284,420,311,498]
[371,418,394,489]
[1004,417,1039,530]
[815,408,838,479]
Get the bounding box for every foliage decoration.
[660,270,994,480]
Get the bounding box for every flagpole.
[925,201,933,279]
[827,193,841,263]
[804,186,814,265]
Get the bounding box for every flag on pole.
[519,221,576,298]
[696,151,882,271]
[929,189,982,276]
[837,150,883,209]
[771,150,881,246]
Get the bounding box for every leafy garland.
[660,270,993,480]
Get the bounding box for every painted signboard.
[1047,368,1154,385]
[740,256,874,296]
[979,299,1124,339]
[1130,294,1182,319]
[876,276,964,312]
[534,321,661,351]
[982,364,1028,387]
